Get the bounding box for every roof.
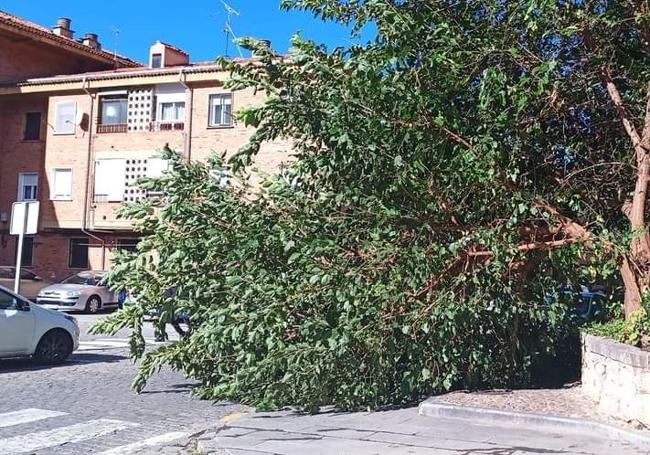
[0,10,139,68]
[0,55,287,89]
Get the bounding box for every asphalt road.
[0,312,244,455]
[2,313,649,455]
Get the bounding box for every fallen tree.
[93,0,650,409]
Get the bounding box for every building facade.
[0,11,288,281]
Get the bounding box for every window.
[69,238,89,269]
[0,267,12,279]
[94,159,126,202]
[117,238,139,253]
[24,112,41,140]
[62,273,100,286]
[14,237,34,267]
[51,168,73,201]
[151,53,162,69]
[0,288,18,310]
[160,102,185,122]
[100,95,128,125]
[208,94,233,127]
[54,101,76,135]
[17,173,38,201]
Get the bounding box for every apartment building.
[0,11,288,281]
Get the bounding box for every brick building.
[0,11,288,281]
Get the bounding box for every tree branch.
[602,66,647,162]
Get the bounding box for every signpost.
[10,201,39,294]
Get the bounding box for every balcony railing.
[97,123,127,134]
[149,121,184,132]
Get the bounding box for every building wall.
[40,83,290,230]
[1,77,291,280]
[0,94,48,268]
[24,232,138,281]
[41,93,93,230]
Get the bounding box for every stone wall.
[581,333,650,426]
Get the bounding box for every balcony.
[149,121,184,132]
[97,123,127,134]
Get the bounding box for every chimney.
[82,33,101,50]
[52,17,74,39]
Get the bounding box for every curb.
[419,398,650,447]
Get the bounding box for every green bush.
[586,298,650,348]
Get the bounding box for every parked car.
[36,271,119,313]
[0,284,79,364]
[0,266,52,302]
[545,284,607,321]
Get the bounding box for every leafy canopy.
[92,0,650,410]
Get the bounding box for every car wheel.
[85,295,102,314]
[34,329,73,365]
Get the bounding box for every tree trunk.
[621,256,644,318]
[604,72,650,318]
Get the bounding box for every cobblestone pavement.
[192,407,650,455]
[0,313,245,454]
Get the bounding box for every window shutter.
[52,169,72,200]
[146,158,169,178]
[95,159,126,202]
[18,173,38,201]
[54,101,76,134]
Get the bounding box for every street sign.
[10,201,39,235]
[10,201,40,294]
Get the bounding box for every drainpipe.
[81,76,107,269]
[179,68,193,161]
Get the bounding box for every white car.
[36,271,118,313]
[0,285,79,364]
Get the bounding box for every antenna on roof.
[220,0,243,58]
[110,26,121,65]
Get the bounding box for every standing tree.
[94,0,650,410]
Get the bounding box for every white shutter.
[18,173,38,201]
[146,158,169,178]
[54,101,76,134]
[95,159,126,202]
[51,169,72,200]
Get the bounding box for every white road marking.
[77,341,130,351]
[77,338,170,351]
[98,431,190,454]
[0,408,68,428]
[0,418,139,455]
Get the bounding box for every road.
[0,312,245,455]
[1,313,649,455]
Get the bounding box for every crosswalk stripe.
[98,431,190,454]
[0,409,68,429]
[76,338,170,352]
[0,418,139,455]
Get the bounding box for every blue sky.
[1,0,373,63]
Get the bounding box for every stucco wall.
[581,333,650,426]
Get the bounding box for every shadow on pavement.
[0,352,126,373]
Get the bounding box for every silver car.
[0,266,53,302]
[36,271,118,313]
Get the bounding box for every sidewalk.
[189,406,649,454]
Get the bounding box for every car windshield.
[61,274,101,286]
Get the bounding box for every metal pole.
[13,203,28,294]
